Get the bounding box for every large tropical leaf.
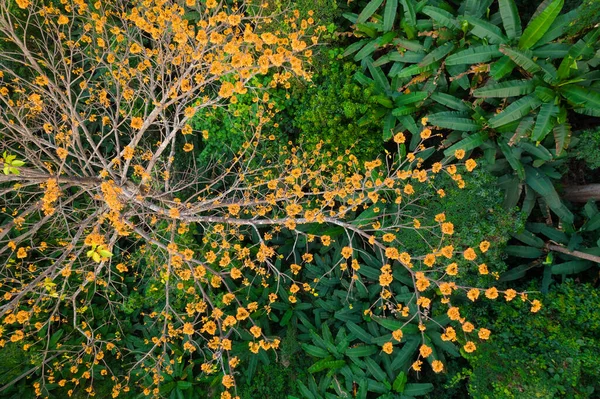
[383,0,398,31]
[399,0,417,26]
[463,16,508,44]
[490,55,516,80]
[422,6,460,30]
[488,95,542,127]
[461,0,494,18]
[473,79,535,98]
[418,42,455,67]
[561,86,600,117]
[445,44,502,66]
[498,0,522,39]
[524,165,574,223]
[499,46,541,74]
[428,111,480,131]
[518,0,564,49]
[357,0,385,24]
[430,92,470,111]
[443,131,488,157]
[553,122,571,156]
[531,102,559,142]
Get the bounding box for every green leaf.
[445,45,501,65]
[364,358,387,382]
[366,58,391,93]
[551,260,593,275]
[395,91,428,106]
[490,55,516,80]
[463,16,508,44]
[499,46,541,74]
[302,344,330,358]
[498,0,522,39]
[427,111,479,131]
[345,345,379,357]
[537,9,578,44]
[344,39,370,57]
[561,86,600,116]
[504,245,544,258]
[430,92,470,111]
[443,131,488,157]
[399,0,416,26]
[383,0,398,31]
[512,230,545,248]
[354,39,380,61]
[473,79,535,98]
[390,337,419,369]
[422,6,459,30]
[488,95,541,128]
[347,321,375,343]
[308,358,346,373]
[531,102,558,142]
[524,165,574,223]
[297,380,316,399]
[392,371,408,393]
[532,43,570,59]
[357,0,385,24]
[418,42,455,67]
[518,0,564,49]
[499,263,537,281]
[403,383,434,396]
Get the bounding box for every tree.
[0,0,538,398]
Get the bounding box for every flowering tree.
[0,0,540,397]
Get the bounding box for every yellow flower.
[447,306,461,321]
[249,326,262,338]
[382,233,395,242]
[478,328,491,340]
[423,254,435,267]
[441,326,456,341]
[467,288,479,302]
[341,246,352,259]
[530,299,542,313]
[236,307,249,321]
[465,159,477,172]
[463,248,477,261]
[462,322,474,332]
[419,344,433,358]
[183,143,194,152]
[16,247,27,259]
[182,322,194,335]
[382,342,393,354]
[221,375,235,389]
[504,288,517,301]
[57,15,69,25]
[393,132,406,144]
[446,262,458,276]
[478,263,488,275]
[379,272,393,287]
[16,0,30,9]
[392,329,403,342]
[441,222,454,235]
[454,149,466,159]
[479,240,490,253]
[130,117,143,129]
[412,359,423,371]
[431,360,444,373]
[464,341,477,353]
[420,128,432,140]
[485,287,499,299]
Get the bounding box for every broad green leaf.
[518,0,564,49]
[430,92,470,111]
[390,337,420,369]
[443,131,488,157]
[345,345,379,357]
[488,95,541,128]
[393,38,425,52]
[551,260,593,275]
[422,6,459,30]
[399,0,416,26]
[498,0,522,39]
[498,140,525,179]
[392,371,408,392]
[354,39,380,61]
[461,0,493,18]
[427,111,479,131]
[534,86,555,102]
[490,55,516,80]
[418,42,455,67]
[499,264,537,281]
[403,383,434,396]
[364,358,387,382]
[394,91,428,105]
[531,102,558,143]
[527,222,569,243]
[383,0,398,31]
[463,16,508,44]
[302,344,330,358]
[366,58,391,93]
[505,245,544,258]
[357,0,385,24]
[532,43,570,59]
[308,358,345,373]
[525,165,574,223]
[499,46,541,74]
[394,62,437,78]
[512,230,545,248]
[347,321,374,343]
[445,45,501,65]
[537,9,578,44]
[561,86,600,116]
[343,39,370,57]
[473,79,535,98]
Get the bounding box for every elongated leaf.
[553,122,571,156]
[428,111,479,131]
[302,344,330,358]
[422,6,459,30]
[512,230,545,248]
[561,86,600,113]
[347,321,374,343]
[505,245,545,258]
[394,62,436,78]
[525,165,574,223]
[430,92,470,111]
[366,58,391,93]
[473,79,535,98]
[537,9,578,44]
[395,91,428,105]
[383,0,398,31]
[403,383,434,396]
[399,0,416,26]
[490,55,516,80]
[445,45,501,65]
[418,42,455,67]
[364,358,387,382]
[354,39,380,61]
[531,102,558,142]
[551,260,593,275]
[462,0,493,18]
[390,337,420,370]
[498,0,522,39]
[499,46,541,74]
[532,43,570,59]
[393,38,425,52]
[489,95,541,128]
[464,16,508,44]
[345,345,378,357]
[499,140,525,179]
[357,0,385,23]
[499,263,538,281]
[518,0,564,49]
[443,131,488,157]
[343,39,370,57]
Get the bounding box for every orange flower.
[130,117,143,129]
[341,246,352,259]
[504,288,517,301]
[530,299,542,313]
[485,287,499,300]
[392,329,403,342]
[478,328,491,340]
[479,240,490,253]
[419,344,433,358]
[464,341,477,353]
[454,149,466,159]
[446,263,458,276]
[478,263,489,275]
[441,222,454,235]
[382,342,393,354]
[431,360,444,373]
[393,132,405,144]
[412,359,422,371]
[183,143,194,152]
[467,288,480,302]
[463,248,477,261]
[465,159,477,172]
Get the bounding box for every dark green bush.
[571,127,600,170]
[466,280,600,399]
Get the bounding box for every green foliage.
[466,281,600,398]
[571,127,600,170]
[293,48,383,160]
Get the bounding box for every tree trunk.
[563,184,600,203]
